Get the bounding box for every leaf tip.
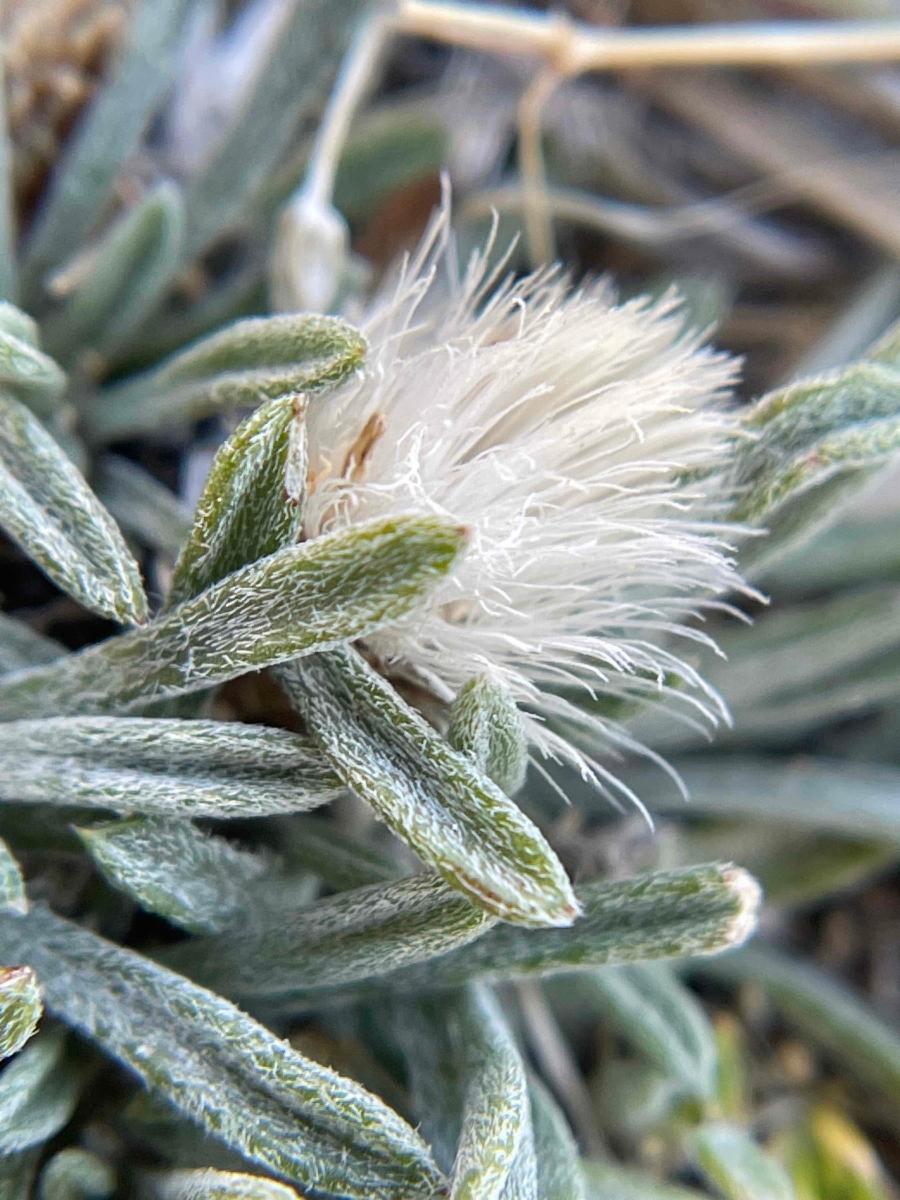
[718,866,762,952]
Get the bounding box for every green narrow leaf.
[374,864,760,995]
[581,1161,708,1200]
[0,1026,85,1153]
[0,612,65,675]
[700,946,900,1108]
[449,676,529,796]
[450,985,537,1200]
[0,515,466,720]
[42,182,185,365]
[181,0,367,259]
[93,455,192,560]
[277,647,579,928]
[145,1169,299,1199]
[0,391,148,624]
[689,1124,796,1200]
[594,1058,683,1139]
[38,1148,116,1200]
[0,325,67,419]
[168,393,307,607]
[22,0,196,300]
[0,838,27,914]
[84,313,366,441]
[164,873,495,1001]
[76,817,268,934]
[550,964,717,1101]
[529,1075,586,1200]
[0,907,443,1198]
[734,361,900,571]
[646,756,900,838]
[0,716,340,817]
[0,966,41,1058]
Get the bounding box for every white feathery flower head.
[304,200,749,803]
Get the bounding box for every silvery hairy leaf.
[84,313,366,440]
[168,392,307,606]
[450,986,537,1200]
[75,817,268,934]
[0,838,26,914]
[369,864,760,996]
[0,515,466,719]
[0,717,340,819]
[277,647,579,929]
[448,676,529,797]
[164,873,495,1001]
[0,906,443,1198]
[0,390,147,624]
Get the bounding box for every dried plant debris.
[1,1,900,1196]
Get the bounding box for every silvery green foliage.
[84,314,366,440]
[582,1162,708,1200]
[168,392,307,606]
[0,1026,85,1154]
[38,1148,116,1200]
[0,307,66,418]
[0,717,340,817]
[369,865,760,995]
[75,817,269,934]
[0,390,148,624]
[278,648,579,928]
[0,906,443,1198]
[688,1124,796,1200]
[42,182,185,366]
[732,319,900,572]
[0,966,41,1058]
[0,515,466,719]
[529,1076,587,1200]
[643,755,900,837]
[0,837,27,913]
[164,873,495,1000]
[145,1170,299,1200]
[21,0,196,302]
[449,986,537,1200]
[448,676,529,796]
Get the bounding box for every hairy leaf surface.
[0,391,147,624]
[86,314,365,440]
[0,717,340,818]
[0,516,465,719]
[0,907,443,1198]
[278,647,578,928]
[76,817,268,934]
